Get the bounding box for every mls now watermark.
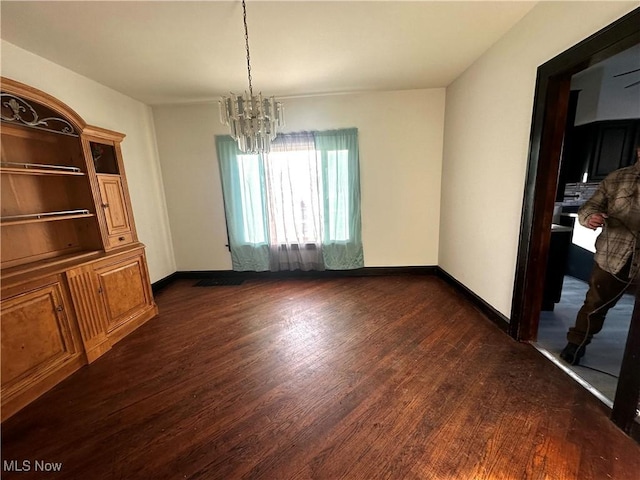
[3,460,63,473]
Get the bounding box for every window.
[216,129,363,271]
[265,149,323,246]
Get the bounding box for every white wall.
[439,2,637,317]
[153,89,445,271]
[1,40,176,283]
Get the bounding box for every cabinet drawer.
[107,232,133,249]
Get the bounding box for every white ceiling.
[0,1,537,105]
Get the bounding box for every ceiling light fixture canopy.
[219,0,284,154]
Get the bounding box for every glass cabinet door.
[90,142,119,175]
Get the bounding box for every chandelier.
[219,0,284,154]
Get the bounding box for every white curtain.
[265,132,324,271]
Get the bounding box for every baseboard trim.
[178,266,438,280]
[152,266,437,292]
[436,267,511,333]
[151,272,179,294]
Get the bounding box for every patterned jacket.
[578,161,640,279]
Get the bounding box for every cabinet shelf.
[0,162,85,176]
[1,210,94,226]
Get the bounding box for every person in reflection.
[560,147,640,365]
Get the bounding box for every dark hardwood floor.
[2,276,639,479]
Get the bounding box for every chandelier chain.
[242,0,253,97]
[220,0,284,154]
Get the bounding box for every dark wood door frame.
[612,287,640,437]
[510,8,640,435]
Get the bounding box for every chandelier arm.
[242,0,253,97]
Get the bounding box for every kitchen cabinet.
[589,120,639,180]
[564,119,640,183]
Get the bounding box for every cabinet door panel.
[96,257,150,332]
[97,175,131,236]
[1,282,79,394]
[66,266,111,363]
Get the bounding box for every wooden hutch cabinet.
[0,78,158,420]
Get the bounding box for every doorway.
[510,8,640,437]
[537,44,639,407]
